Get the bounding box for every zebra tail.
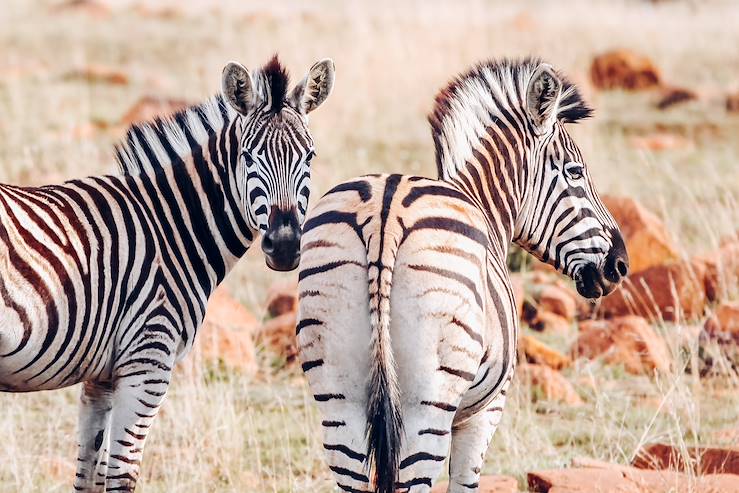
[365,239,403,493]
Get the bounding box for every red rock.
[431,475,518,492]
[257,311,298,362]
[511,11,536,32]
[633,443,739,475]
[184,286,258,375]
[532,260,558,275]
[528,467,630,492]
[529,310,572,335]
[528,464,739,492]
[205,286,258,332]
[590,49,662,91]
[630,132,693,152]
[656,87,698,110]
[518,363,583,405]
[598,261,706,322]
[727,92,739,113]
[50,0,110,18]
[70,121,108,140]
[538,285,577,321]
[63,64,129,85]
[132,4,183,19]
[571,316,671,374]
[120,96,191,127]
[601,195,680,273]
[705,303,739,347]
[520,335,571,370]
[693,239,739,302]
[571,320,614,357]
[265,281,298,318]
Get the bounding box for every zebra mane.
[114,94,237,176]
[258,55,290,114]
[428,57,592,179]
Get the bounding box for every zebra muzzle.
[261,207,301,271]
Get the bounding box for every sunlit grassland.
[1,0,738,491]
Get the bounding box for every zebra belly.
[0,288,111,392]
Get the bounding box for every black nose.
[603,230,629,283]
[261,207,301,271]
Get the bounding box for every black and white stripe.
[297,58,628,492]
[0,55,334,492]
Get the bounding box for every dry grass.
[1,0,739,491]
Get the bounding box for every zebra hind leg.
[446,391,508,493]
[394,403,456,492]
[317,401,372,492]
[74,381,113,493]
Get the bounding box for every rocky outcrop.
[518,363,583,406]
[597,261,706,322]
[431,475,518,493]
[590,50,662,91]
[520,335,571,370]
[601,195,680,273]
[571,316,671,374]
[633,443,739,475]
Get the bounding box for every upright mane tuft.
[260,54,290,114]
[428,57,593,178]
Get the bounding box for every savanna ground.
[1,0,739,491]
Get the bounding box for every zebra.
[297,58,628,492]
[0,55,334,492]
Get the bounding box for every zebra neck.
[443,133,528,257]
[116,97,256,294]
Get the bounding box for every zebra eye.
[305,150,316,164]
[565,164,584,180]
[242,151,254,165]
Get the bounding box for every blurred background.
[1,1,738,492]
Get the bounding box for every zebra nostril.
[616,258,628,278]
[261,234,275,255]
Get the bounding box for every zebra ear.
[526,64,563,132]
[289,58,335,114]
[222,61,256,116]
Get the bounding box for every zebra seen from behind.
[297,58,628,492]
[0,55,334,492]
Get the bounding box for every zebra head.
[514,63,628,298]
[222,56,335,271]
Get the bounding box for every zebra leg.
[395,403,456,491]
[446,392,508,493]
[318,402,372,491]
[74,381,114,492]
[104,331,175,491]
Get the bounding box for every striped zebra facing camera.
[297,58,628,493]
[0,55,333,492]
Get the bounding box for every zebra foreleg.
[104,335,175,491]
[74,381,113,492]
[446,391,508,493]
